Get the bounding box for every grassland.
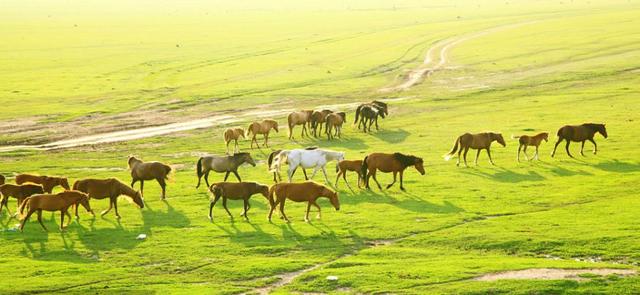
[1,0,640,294]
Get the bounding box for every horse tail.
[270,150,288,173]
[360,156,369,179]
[354,105,362,124]
[19,197,31,218]
[443,137,460,161]
[267,185,276,209]
[72,180,80,191]
[325,118,331,135]
[246,124,253,137]
[287,114,294,138]
[196,157,204,188]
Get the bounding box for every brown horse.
[362,153,425,191]
[208,182,271,221]
[288,110,313,139]
[0,184,44,216]
[513,132,549,162]
[325,112,346,140]
[551,123,608,158]
[223,127,245,154]
[335,159,363,190]
[444,132,506,167]
[268,182,339,222]
[73,178,143,219]
[247,119,279,148]
[196,153,256,188]
[355,103,386,132]
[15,174,70,193]
[19,190,92,232]
[128,156,172,200]
[310,110,333,137]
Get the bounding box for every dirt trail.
[474,268,637,281]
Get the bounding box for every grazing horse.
[444,132,506,167]
[208,182,271,221]
[551,123,608,158]
[362,153,425,191]
[325,112,346,140]
[196,153,256,188]
[0,184,44,216]
[287,110,313,139]
[19,190,92,232]
[271,149,345,184]
[15,174,70,193]
[335,159,363,190]
[268,182,339,222]
[310,110,333,137]
[247,119,279,148]
[513,132,549,162]
[128,156,172,200]
[223,127,245,154]
[73,178,143,219]
[355,104,386,132]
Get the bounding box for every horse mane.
[305,146,318,150]
[128,156,141,167]
[393,153,418,168]
[232,152,250,158]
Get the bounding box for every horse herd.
[0,99,609,231]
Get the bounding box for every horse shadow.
[305,136,369,150]
[593,160,640,173]
[370,128,410,144]
[537,161,593,177]
[343,189,464,214]
[461,167,546,183]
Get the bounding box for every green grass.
[1,0,640,294]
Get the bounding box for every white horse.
[271,149,345,184]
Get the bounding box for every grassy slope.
[1,0,640,294]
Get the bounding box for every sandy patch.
[474,268,636,281]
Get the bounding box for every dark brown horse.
[513,132,549,162]
[196,153,256,188]
[73,178,143,219]
[551,123,607,158]
[362,153,425,191]
[0,184,44,216]
[444,132,506,167]
[268,182,339,222]
[310,110,333,137]
[355,103,386,132]
[19,190,92,232]
[15,174,70,193]
[129,156,172,200]
[208,182,270,221]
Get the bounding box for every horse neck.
[324,151,341,161]
[117,182,136,197]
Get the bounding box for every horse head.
[542,132,549,142]
[325,189,340,211]
[257,184,270,199]
[493,133,506,147]
[271,121,279,133]
[239,153,256,166]
[78,193,93,214]
[60,178,71,190]
[127,156,140,168]
[414,157,426,175]
[598,124,608,138]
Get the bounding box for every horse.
[335,159,363,190]
[444,132,506,167]
[19,190,92,232]
[267,147,319,183]
[362,153,425,191]
[355,104,386,132]
[268,182,339,222]
[223,127,245,154]
[15,174,70,193]
[310,110,333,137]
[0,175,4,185]
[325,112,346,140]
[196,153,256,189]
[513,132,549,162]
[73,178,143,219]
[208,182,271,221]
[271,149,345,184]
[287,110,313,139]
[247,119,279,148]
[551,123,608,158]
[128,156,172,200]
[0,184,44,217]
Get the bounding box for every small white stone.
[326,275,339,281]
[136,234,147,240]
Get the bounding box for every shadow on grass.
[371,128,410,144]
[342,189,464,214]
[593,160,640,173]
[461,167,546,183]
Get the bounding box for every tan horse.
[310,110,333,137]
[73,178,143,219]
[223,127,245,154]
[15,174,70,193]
[551,123,608,158]
[444,132,506,167]
[335,159,363,190]
[128,156,172,200]
[325,112,346,140]
[247,119,279,148]
[19,190,92,232]
[208,182,271,221]
[362,153,425,191]
[196,153,256,188]
[513,132,549,162]
[0,184,44,216]
[268,182,339,222]
[288,110,313,139]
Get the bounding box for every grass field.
[1,0,640,294]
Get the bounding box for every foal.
[208,182,270,221]
[15,174,70,193]
[268,182,340,223]
[19,190,92,232]
[444,132,506,167]
[129,156,172,200]
[335,159,363,190]
[0,184,44,216]
[223,127,245,154]
[513,132,548,162]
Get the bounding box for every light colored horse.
[325,112,346,140]
[287,110,313,139]
[247,119,279,148]
[128,156,172,200]
[271,149,345,184]
[223,127,245,154]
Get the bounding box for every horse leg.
[204,171,211,188]
[209,193,221,220]
[101,199,113,217]
[588,138,597,154]
[386,171,397,190]
[37,210,47,231]
[268,199,279,222]
[375,117,380,131]
[288,166,296,183]
[224,171,230,182]
[157,178,167,200]
[463,147,470,168]
[279,199,289,223]
[302,168,309,181]
[60,210,65,231]
[113,197,121,219]
[565,139,573,158]
[139,180,145,198]
[264,133,270,148]
[226,140,231,154]
[517,144,522,162]
[371,170,383,190]
[312,201,322,219]
[19,209,35,232]
[523,145,529,161]
[551,137,562,157]
[232,170,242,182]
[580,141,586,156]
[235,139,240,153]
[310,166,320,180]
[305,202,311,222]
[535,146,540,161]
[131,179,137,188]
[321,166,331,185]
[487,148,495,165]
[335,170,342,189]
[474,149,481,166]
[222,197,233,219]
[456,145,462,167]
[242,198,249,221]
[399,170,406,191]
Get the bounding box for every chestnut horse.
[335,159,363,190]
[288,110,313,139]
[223,127,245,154]
[19,190,92,232]
[0,184,44,216]
[128,156,172,200]
[310,110,333,137]
[196,153,256,188]
[362,153,425,191]
[444,132,506,167]
[325,112,346,140]
[551,123,608,158]
[73,178,143,219]
[247,119,279,148]
[208,182,271,221]
[513,132,549,162]
[15,174,70,193]
[268,182,339,222]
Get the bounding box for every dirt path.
[474,268,637,281]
